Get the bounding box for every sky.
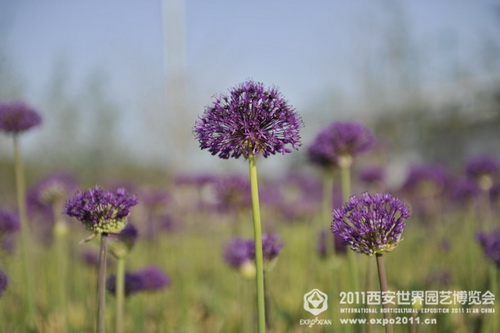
[1,0,499,172]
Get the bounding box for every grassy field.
[0,167,498,333]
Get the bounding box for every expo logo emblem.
[304,289,328,315]
[300,289,332,327]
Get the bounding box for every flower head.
[106,272,144,297]
[109,223,139,258]
[64,186,138,234]
[332,193,410,256]
[223,238,253,270]
[402,164,449,195]
[0,209,20,235]
[214,174,251,212]
[359,166,385,185]
[0,269,8,298]
[0,101,42,134]
[450,179,480,206]
[194,80,302,159]
[28,174,77,209]
[106,266,170,297]
[476,229,500,268]
[138,266,171,291]
[465,156,499,191]
[249,234,284,262]
[308,121,374,169]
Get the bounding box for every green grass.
[0,183,498,333]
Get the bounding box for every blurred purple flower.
[224,234,284,268]
[476,229,500,268]
[449,179,480,205]
[28,173,77,208]
[194,80,303,159]
[138,266,171,291]
[332,193,410,256]
[0,101,42,134]
[254,234,284,262]
[64,186,138,234]
[106,272,144,297]
[140,188,171,213]
[106,266,170,297]
[109,223,139,258]
[465,156,499,191]
[174,173,215,187]
[465,156,499,180]
[359,166,385,185]
[213,174,251,212]
[0,269,8,298]
[223,238,253,269]
[0,209,20,235]
[80,250,114,269]
[27,174,77,227]
[402,164,449,195]
[308,121,375,169]
[0,209,20,253]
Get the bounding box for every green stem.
[376,254,393,333]
[13,135,37,331]
[341,164,359,292]
[264,272,272,330]
[248,154,266,333]
[53,201,68,332]
[322,170,335,256]
[97,233,109,333]
[340,164,351,203]
[116,256,125,333]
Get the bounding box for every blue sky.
[1,0,499,170]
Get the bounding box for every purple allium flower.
[28,174,77,209]
[248,234,284,262]
[214,174,251,212]
[106,272,145,297]
[138,267,171,291]
[140,188,171,213]
[0,209,20,253]
[450,179,480,205]
[109,223,139,258]
[0,209,20,235]
[64,186,138,234]
[0,101,42,134]
[106,266,170,297]
[223,238,253,269]
[332,193,410,256]
[308,121,375,169]
[476,229,500,268]
[359,166,385,185]
[466,156,499,179]
[402,164,449,195]
[81,250,101,267]
[465,156,499,191]
[0,269,8,298]
[194,80,303,159]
